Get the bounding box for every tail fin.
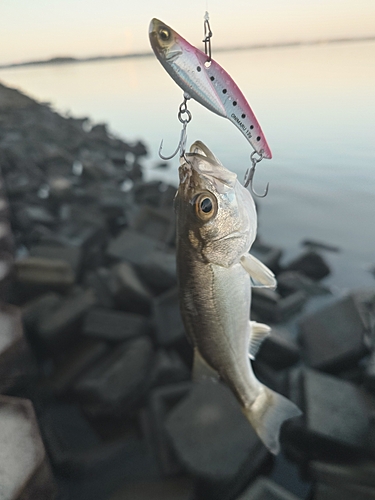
[243,384,302,454]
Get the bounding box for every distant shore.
[1,34,375,70]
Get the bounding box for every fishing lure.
[149,16,272,193]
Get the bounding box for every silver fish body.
[175,141,301,454]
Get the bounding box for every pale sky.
[1,0,375,65]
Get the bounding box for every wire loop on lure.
[244,150,269,198]
[203,11,213,63]
[159,93,192,160]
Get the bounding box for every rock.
[29,244,82,277]
[73,336,154,416]
[110,261,152,314]
[251,240,283,274]
[364,351,375,393]
[82,308,151,342]
[83,267,114,309]
[153,287,185,346]
[48,338,108,395]
[133,181,176,208]
[144,382,192,476]
[15,256,75,294]
[236,476,301,499]
[298,294,369,372]
[107,228,176,291]
[0,220,13,252]
[165,380,268,481]
[21,292,62,332]
[311,482,375,500]
[256,327,300,370]
[0,250,14,300]
[131,205,175,245]
[252,288,307,323]
[283,251,330,281]
[108,477,195,500]
[0,395,56,499]
[0,303,33,392]
[150,350,190,388]
[301,239,340,253]
[277,271,331,296]
[35,287,96,350]
[286,369,373,458]
[309,460,375,491]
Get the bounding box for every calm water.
[1,42,375,290]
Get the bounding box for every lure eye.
[194,192,217,221]
[159,28,170,41]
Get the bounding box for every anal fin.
[248,321,271,360]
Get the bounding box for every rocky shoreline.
[0,81,375,500]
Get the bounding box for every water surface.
[1,42,374,290]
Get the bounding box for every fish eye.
[200,198,212,213]
[194,192,217,221]
[159,28,170,41]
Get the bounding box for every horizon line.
[1,34,374,70]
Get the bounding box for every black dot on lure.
[257,136,261,141]
[197,66,201,72]
[210,76,215,81]
[250,125,254,130]
[222,89,227,94]
[233,101,237,106]
[201,198,213,213]
[242,113,246,118]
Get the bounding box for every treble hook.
[159,93,192,161]
[203,11,213,62]
[159,121,188,160]
[244,151,269,198]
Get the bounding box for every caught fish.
[175,141,301,454]
[149,18,272,160]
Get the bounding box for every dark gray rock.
[0,220,14,252]
[83,267,114,309]
[311,482,375,500]
[0,303,33,392]
[131,205,175,245]
[108,477,195,500]
[133,181,176,208]
[29,244,82,276]
[301,239,340,253]
[110,261,152,314]
[74,336,154,416]
[35,287,97,350]
[82,308,151,342]
[309,460,375,491]
[286,369,373,458]
[256,327,300,370]
[15,256,75,293]
[298,294,369,372]
[144,382,192,476]
[283,251,330,281]
[165,380,268,481]
[22,292,62,332]
[107,228,176,291]
[251,240,283,274]
[236,476,301,500]
[252,288,307,323]
[277,271,331,296]
[48,338,108,394]
[153,287,185,346]
[150,350,190,388]
[0,395,56,499]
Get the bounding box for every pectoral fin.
[240,253,277,289]
[248,321,271,360]
[192,348,219,382]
